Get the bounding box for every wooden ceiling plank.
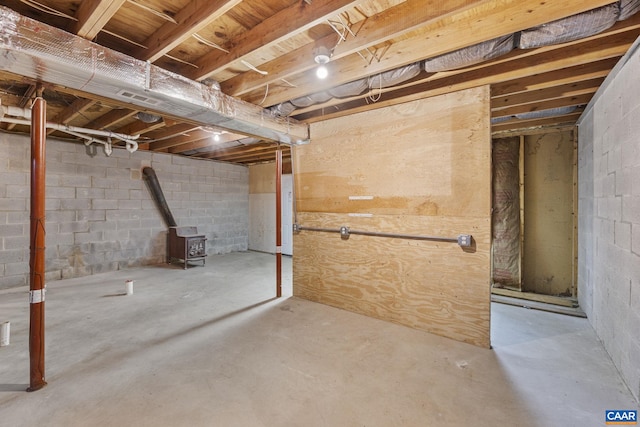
[221,0,485,96]
[492,78,604,110]
[72,0,127,39]
[135,0,244,62]
[490,58,618,97]
[184,0,362,81]
[243,0,622,107]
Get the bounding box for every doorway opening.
[491,131,582,316]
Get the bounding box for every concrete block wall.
[0,133,248,290]
[577,42,640,402]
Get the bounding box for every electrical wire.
[192,34,230,53]
[241,60,269,75]
[127,0,178,23]
[258,84,269,106]
[367,74,383,103]
[19,0,76,20]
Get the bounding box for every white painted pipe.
[0,115,139,153]
[0,321,9,346]
[0,109,140,141]
[125,280,134,296]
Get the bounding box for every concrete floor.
[0,251,638,427]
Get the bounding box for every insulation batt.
[424,35,514,73]
[518,3,619,49]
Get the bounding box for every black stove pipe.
[142,166,177,227]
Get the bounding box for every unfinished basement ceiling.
[1,0,640,165]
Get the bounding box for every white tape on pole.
[29,288,46,304]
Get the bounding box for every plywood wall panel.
[294,212,491,347]
[293,86,491,348]
[296,88,490,218]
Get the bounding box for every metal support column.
[275,146,283,298]
[28,95,47,392]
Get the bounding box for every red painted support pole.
[28,96,47,392]
[276,146,282,298]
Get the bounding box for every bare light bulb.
[316,65,328,79]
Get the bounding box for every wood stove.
[167,226,207,269]
[143,167,208,270]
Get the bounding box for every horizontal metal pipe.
[297,226,342,234]
[349,229,458,242]
[296,225,458,243]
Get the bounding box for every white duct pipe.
[0,7,309,145]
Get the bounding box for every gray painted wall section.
[0,133,248,290]
[577,41,640,402]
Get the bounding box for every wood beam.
[226,150,291,164]
[115,118,166,136]
[72,0,127,40]
[46,98,96,135]
[145,123,201,140]
[148,128,211,151]
[491,112,583,133]
[133,0,243,62]
[84,109,138,130]
[490,58,618,97]
[294,28,636,123]
[220,0,482,96]
[243,0,617,106]
[168,133,247,153]
[491,93,593,118]
[215,150,283,162]
[197,145,292,163]
[492,78,604,110]
[183,0,361,80]
[196,144,276,160]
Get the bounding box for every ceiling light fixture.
[313,45,331,79]
[316,65,328,79]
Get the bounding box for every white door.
[281,174,293,255]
